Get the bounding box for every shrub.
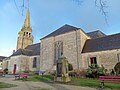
[68,63,73,71]
[114,62,120,75]
[3,68,8,74]
[69,71,76,77]
[86,64,105,78]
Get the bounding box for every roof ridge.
[41,24,80,39]
[82,32,120,53]
[89,32,120,40]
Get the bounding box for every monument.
[55,56,71,82]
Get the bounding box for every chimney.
[13,50,15,54]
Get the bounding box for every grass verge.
[20,75,120,89]
[20,75,54,82]
[68,77,120,89]
[0,82,16,88]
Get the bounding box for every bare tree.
[13,0,108,24]
[73,0,108,24]
[14,0,29,16]
[95,0,108,24]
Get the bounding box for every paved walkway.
[0,76,96,90]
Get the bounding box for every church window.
[29,33,31,37]
[54,41,63,64]
[26,32,28,34]
[33,57,37,68]
[90,57,97,65]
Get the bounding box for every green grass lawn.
[0,82,16,88]
[20,75,54,81]
[68,77,120,89]
[21,75,120,89]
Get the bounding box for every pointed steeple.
[23,9,31,28]
[17,8,34,50]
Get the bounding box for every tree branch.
[73,0,108,25]
[14,0,108,24]
[95,0,108,25]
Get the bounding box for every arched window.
[54,41,63,64]
[29,33,31,37]
[33,57,37,68]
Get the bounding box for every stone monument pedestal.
[54,57,71,82]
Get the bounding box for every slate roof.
[11,49,32,56]
[11,43,40,56]
[87,30,106,39]
[42,24,80,39]
[25,43,40,56]
[0,56,7,60]
[82,33,120,53]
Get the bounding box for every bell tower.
[16,9,34,50]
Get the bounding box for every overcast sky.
[0,0,120,56]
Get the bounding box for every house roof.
[11,43,40,56]
[42,24,80,39]
[25,43,40,56]
[0,56,7,60]
[82,33,120,53]
[87,30,106,39]
[11,49,32,56]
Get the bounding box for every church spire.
[23,9,31,28]
[17,8,34,50]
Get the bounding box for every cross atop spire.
[23,9,30,28]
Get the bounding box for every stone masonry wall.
[40,29,90,72]
[82,49,120,71]
[8,55,40,74]
[29,56,40,72]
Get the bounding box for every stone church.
[40,24,120,73]
[2,10,40,74]
[2,9,120,74]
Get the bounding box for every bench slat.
[99,76,120,80]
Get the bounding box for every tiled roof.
[87,30,106,39]
[82,33,120,53]
[11,43,40,56]
[42,24,80,39]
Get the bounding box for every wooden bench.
[99,76,120,88]
[15,73,29,80]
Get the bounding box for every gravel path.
[0,76,96,90]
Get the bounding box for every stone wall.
[0,61,2,70]
[6,55,40,74]
[82,49,120,71]
[40,29,90,72]
[2,59,9,71]
[29,56,40,72]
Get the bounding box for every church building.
[40,24,120,73]
[2,9,120,75]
